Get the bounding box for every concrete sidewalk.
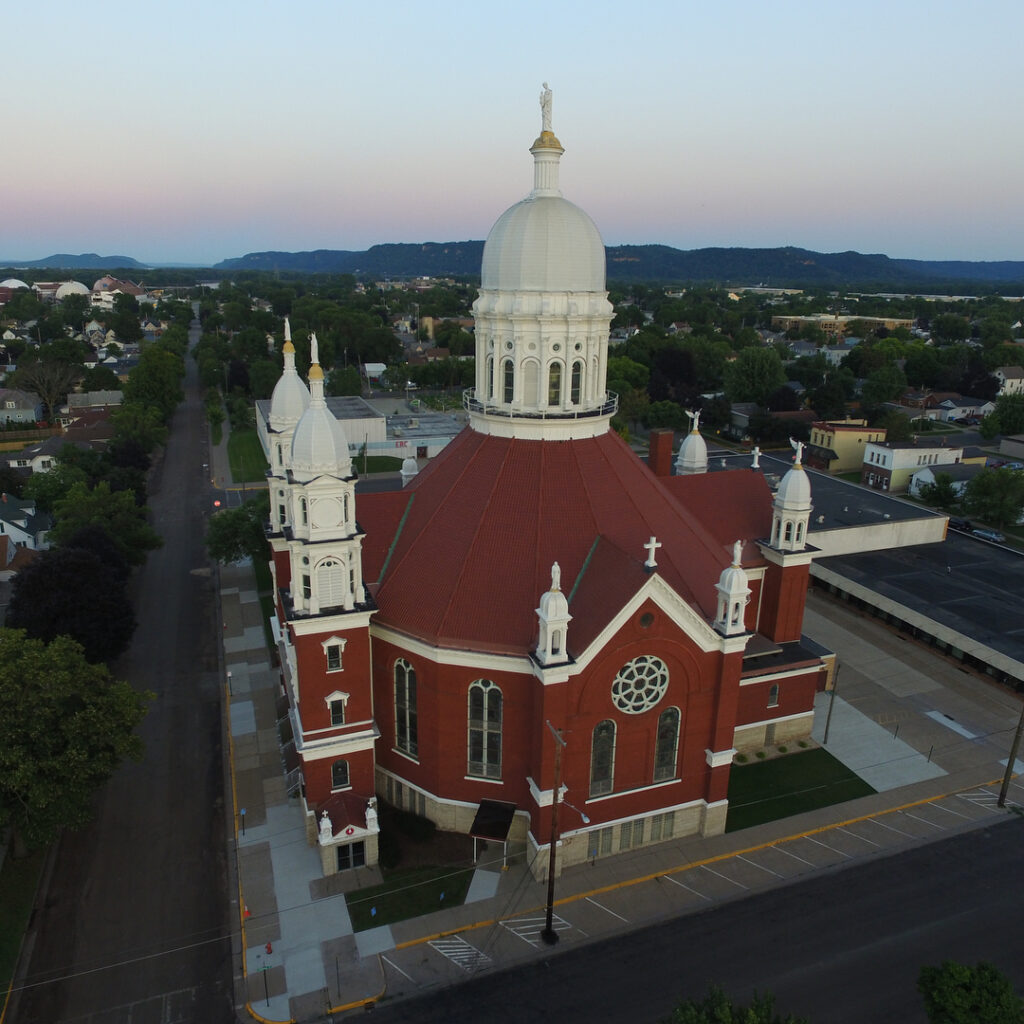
[221,565,1024,1023]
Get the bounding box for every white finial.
[644,536,662,568]
[551,561,561,592]
[685,408,701,434]
[310,332,320,367]
[540,82,552,132]
[751,445,761,469]
[284,317,291,343]
[790,437,805,464]
[732,540,743,566]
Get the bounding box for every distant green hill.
[0,253,150,271]
[215,242,1024,290]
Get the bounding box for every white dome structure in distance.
[55,281,90,300]
[0,278,29,290]
[469,83,615,441]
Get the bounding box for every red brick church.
[263,97,826,877]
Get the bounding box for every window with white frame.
[395,659,418,757]
[768,683,780,708]
[467,680,502,779]
[322,636,346,672]
[331,759,350,789]
[325,689,349,726]
[653,707,680,782]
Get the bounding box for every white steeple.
[536,561,571,665]
[469,86,615,441]
[714,540,751,636]
[290,333,353,483]
[675,409,708,475]
[770,438,813,551]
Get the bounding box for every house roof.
[359,428,768,656]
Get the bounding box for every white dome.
[675,430,708,475]
[776,463,812,509]
[56,281,89,299]
[481,194,606,293]
[538,586,569,619]
[269,369,310,431]
[291,404,351,481]
[0,278,29,290]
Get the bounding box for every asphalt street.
[363,817,1024,1024]
[7,320,234,1023]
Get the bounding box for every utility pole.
[823,663,840,745]
[998,700,1024,808]
[541,720,566,946]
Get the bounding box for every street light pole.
[541,720,566,946]
[998,700,1024,808]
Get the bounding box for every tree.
[206,495,270,564]
[12,360,82,422]
[932,314,970,344]
[665,985,808,1023]
[918,472,960,512]
[861,364,907,412]
[50,481,162,565]
[962,468,1024,528]
[5,547,136,663]
[0,629,149,852]
[918,961,1024,1024]
[327,365,363,397]
[986,394,1024,437]
[723,347,787,405]
[110,402,168,453]
[123,345,184,421]
[80,364,122,392]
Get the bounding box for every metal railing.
[462,388,618,420]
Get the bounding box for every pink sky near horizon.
[5,1,1024,266]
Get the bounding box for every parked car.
[971,527,1006,543]
[948,518,973,532]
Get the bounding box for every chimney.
[648,428,674,477]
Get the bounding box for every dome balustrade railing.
[463,388,618,420]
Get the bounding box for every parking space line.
[928,801,971,820]
[868,816,914,837]
[771,844,814,866]
[902,811,946,830]
[585,897,629,922]
[381,956,415,983]
[804,835,850,858]
[737,854,782,878]
[661,874,712,900]
[700,865,748,889]
[837,826,880,847]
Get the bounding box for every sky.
[5,0,1024,266]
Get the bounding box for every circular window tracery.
[611,656,669,714]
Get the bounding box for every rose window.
[610,656,669,714]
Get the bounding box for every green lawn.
[227,428,269,482]
[356,455,403,474]
[0,846,45,993]
[726,748,875,832]
[345,865,474,932]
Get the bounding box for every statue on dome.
[733,540,743,566]
[789,437,805,464]
[365,797,378,832]
[751,445,761,469]
[540,82,552,132]
[685,408,701,433]
[550,561,561,592]
[310,332,320,366]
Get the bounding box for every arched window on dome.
[317,558,345,608]
[502,359,514,404]
[486,356,494,401]
[523,359,539,406]
[467,680,502,779]
[784,521,793,544]
[570,361,583,405]
[547,362,562,407]
[299,496,308,526]
[395,660,418,758]
[590,720,615,796]
[343,494,350,526]
[277,443,283,467]
[653,707,680,782]
[551,629,562,656]
[796,521,804,545]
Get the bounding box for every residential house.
[909,462,985,498]
[861,440,984,493]
[994,366,1024,396]
[935,397,996,423]
[0,388,44,425]
[805,420,887,474]
[0,494,50,551]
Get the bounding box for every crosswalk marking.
[429,936,491,971]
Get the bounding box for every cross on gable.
[644,535,662,568]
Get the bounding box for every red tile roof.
[358,428,772,656]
